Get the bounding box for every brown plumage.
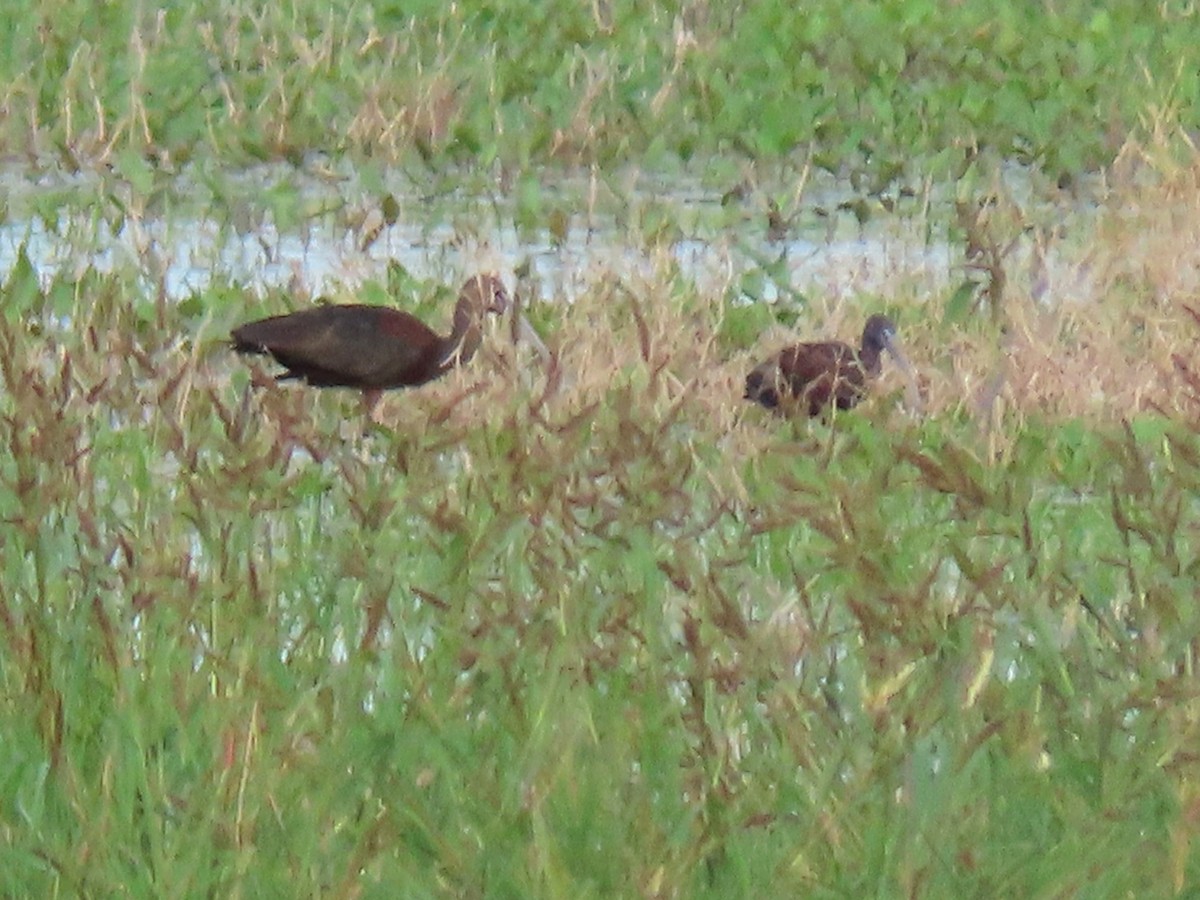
[232,273,509,420]
[744,314,912,416]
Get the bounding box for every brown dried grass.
[318,146,1200,463]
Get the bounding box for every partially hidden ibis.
[744,314,916,417]
[232,273,509,421]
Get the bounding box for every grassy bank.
[2,0,1197,178]
[2,156,1200,894]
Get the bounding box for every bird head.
[862,315,897,356]
[863,314,915,373]
[862,313,924,414]
[439,274,510,371]
[461,273,510,317]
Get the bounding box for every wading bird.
[744,314,914,416]
[232,273,509,421]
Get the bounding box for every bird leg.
[361,388,384,424]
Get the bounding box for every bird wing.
[233,305,439,387]
[779,342,867,409]
[779,342,858,386]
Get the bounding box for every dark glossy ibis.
[232,273,509,420]
[744,314,914,416]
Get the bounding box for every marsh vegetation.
[3,2,1200,896]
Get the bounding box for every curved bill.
[880,331,924,415]
[514,313,551,371]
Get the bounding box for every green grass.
[3,2,1200,893]
[2,249,1199,896]
[0,0,1197,179]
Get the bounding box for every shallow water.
[0,162,1104,310]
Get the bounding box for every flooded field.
[3,156,1199,898]
[0,161,1111,310]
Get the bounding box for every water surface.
[0,161,1104,309]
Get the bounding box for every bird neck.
[435,295,485,371]
[858,339,883,374]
